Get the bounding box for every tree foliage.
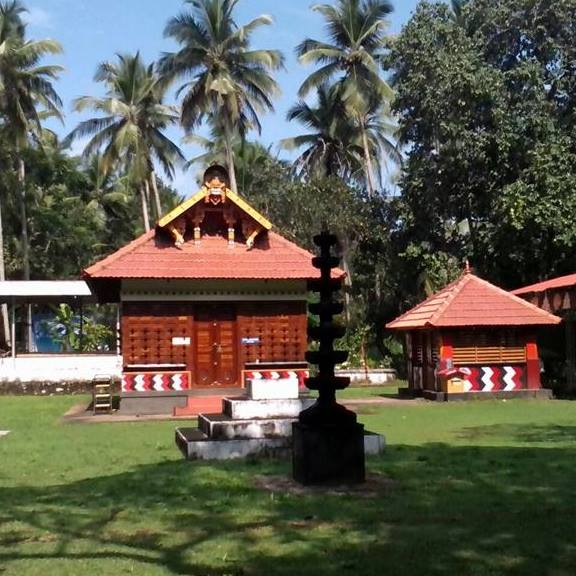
[388,0,576,296]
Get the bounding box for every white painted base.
[223,397,314,419]
[0,354,122,383]
[176,428,386,460]
[247,378,299,400]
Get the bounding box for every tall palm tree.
[450,0,468,25]
[65,53,185,230]
[0,0,63,350]
[185,116,275,192]
[296,0,395,196]
[160,0,284,192]
[281,84,361,181]
[282,84,400,186]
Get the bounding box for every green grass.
[309,381,402,399]
[1,394,576,575]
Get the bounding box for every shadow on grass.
[1,441,576,575]
[457,424,576,444]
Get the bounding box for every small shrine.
[386,268,561,400]
[83,165,327,414]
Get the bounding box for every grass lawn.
[1,394,576,575]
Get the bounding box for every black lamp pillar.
[292,230,365,485]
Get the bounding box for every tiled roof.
[84,229,340,281]
[512,273,576,296]
[386,272,561,329]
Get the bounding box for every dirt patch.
[254,473,398,498]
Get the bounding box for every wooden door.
[194,304,239,387]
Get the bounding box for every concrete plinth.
[292,422,366,485]
[176,428,290,460]
[199,413,296,439]
[222,397,314,419]
[423,389,553,402]
[176,426,383,460]
[247,378,299,400]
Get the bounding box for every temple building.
[513,273,576,391]
[386,268,561,400]
[83,166,331,413]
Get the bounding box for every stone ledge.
[176,427,385,460]
[423,389,553,402]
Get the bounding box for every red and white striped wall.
[122,371,190,393]
[458,365,526,392]
[243,369,309,388]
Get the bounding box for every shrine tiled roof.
[386,271,561,330]
[83,229,338,281]
[512,273,576,296]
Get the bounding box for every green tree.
[281,84,362,181]
[388,0,576,305]
[65,53,184,231]
[282,84,400,185]
[160,0,283,193]
[0,0,63,349]
[296,0,396,195]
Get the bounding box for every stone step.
[176,427,290,460]
[198,413,295,439]
[222,397,315,419]
[175,427,385,460]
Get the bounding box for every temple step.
[222,397,314,419]
[198,413,296,439]
[173,395,226,417]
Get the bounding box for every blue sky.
[25,0,422,196]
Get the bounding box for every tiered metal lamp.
[292,230,365,484]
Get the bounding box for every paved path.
[62,395,422,424]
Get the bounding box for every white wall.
[0,354,122,383]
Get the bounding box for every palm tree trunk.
[340,234,353,324]
[140,183,150,232]
[360,122,376,198]
[0,195,10,349]
[17,157,33,352]
[149,171,163,220]
[223,120,238,193]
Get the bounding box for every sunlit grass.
[1,395,575,575]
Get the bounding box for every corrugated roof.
[84,230,340,281]
[512,273,576,296]
[386,272,561,330]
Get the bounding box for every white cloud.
[23,7,54,29]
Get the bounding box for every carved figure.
[169,217,187,247]
[203,165,229,205]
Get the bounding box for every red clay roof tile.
[84,229,342,281]
[386,272,561,329]
[512,273,576,295]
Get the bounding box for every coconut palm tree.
[281,84,360,181]
[296,0,395,195]
[65,53,185,230]
[160,0,284,193]
[282,84,400,187]
[450,0,468,25]
[0,0,63,350]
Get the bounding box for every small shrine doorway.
[194,304,239,388]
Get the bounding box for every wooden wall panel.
[121,301,307,377]
[237,302,307,366]
[122,302,192,368]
